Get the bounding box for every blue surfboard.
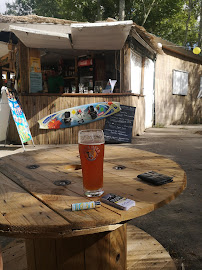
[38,101,121,129]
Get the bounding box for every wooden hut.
[0,15,157,144]
[0,15,201,145]
[153,37,202,126]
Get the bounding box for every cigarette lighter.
[71,201,101,211]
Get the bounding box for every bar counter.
[8,93,145,145]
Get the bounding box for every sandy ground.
[0,124,202,270]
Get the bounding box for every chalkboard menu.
[104,105,136,143]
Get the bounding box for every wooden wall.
[155,49,202,125]
[7,94,145,145]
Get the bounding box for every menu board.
[104,105,136,143]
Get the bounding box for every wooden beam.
[0,66,2,89]
[120,48,124,92]
[18,41,29,93]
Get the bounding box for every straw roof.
[0,14,77,25]
[1,14,201,61]
[0,14,118,25]
[131,23,163,54]
[132,22,202,62]
[0,15,158,51]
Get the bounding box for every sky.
[0,0,14,14]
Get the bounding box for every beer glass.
[78,129,105,197]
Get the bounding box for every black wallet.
[137,171,173,186]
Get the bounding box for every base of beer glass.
[84,188,104,197]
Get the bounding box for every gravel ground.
[129,125,202,270]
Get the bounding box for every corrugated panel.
[9,25,72,49]
[71,21,133,50]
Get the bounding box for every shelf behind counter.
[7,93,145,145]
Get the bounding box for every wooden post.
[123,43,131,92]
[0,67,2,90]
[25,224,127,270]
[19,41,29,93]
[120,49,124,93]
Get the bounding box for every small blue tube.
[71,201,101,211]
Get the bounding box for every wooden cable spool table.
[0,145,186,270]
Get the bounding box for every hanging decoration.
[193,47,201,55]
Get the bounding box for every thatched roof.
[0,14,77,25]
[153,35,202,62]
[132,22,202,62]
[0,14,118,25]
[131,23,163,54]
[1,14,201,61]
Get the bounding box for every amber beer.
[78,130,105,197]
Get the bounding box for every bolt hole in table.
[0,145,186,270]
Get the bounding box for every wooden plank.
[56,236,85,270]
[0,153,122,234]
[10,94,146,145]
[26,225,126,270]
[2,239,26,270]
[19,41,29,94]
[127,225,177,270]
[26,238,57,270]
[108,223,127,270]
[2,225,176,270]
[0,171,70,237]
[0,145,186,237]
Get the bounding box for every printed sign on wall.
[30,57,41,73]
[30,72,43,93]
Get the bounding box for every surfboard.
[38,101,121,129]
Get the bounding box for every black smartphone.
[137,171,173,186]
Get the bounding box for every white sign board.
[173,70,188,95]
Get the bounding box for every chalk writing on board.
[104,105,136,143]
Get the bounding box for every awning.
[9,25,72,50]
[71,20,133,50]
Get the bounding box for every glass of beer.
[78,129,105,197]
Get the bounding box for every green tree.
[198,1,202,47]
[34,0,61,18]
[5,0,35,15]
[119,0,125,20]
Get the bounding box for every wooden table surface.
[0,145,186,270]
[0,144,186,237]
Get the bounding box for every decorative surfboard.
[38,101,121,129]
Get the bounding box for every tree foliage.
[5,0,35,15]
[4,0,201,48]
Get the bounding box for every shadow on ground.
[130,125,202,270]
